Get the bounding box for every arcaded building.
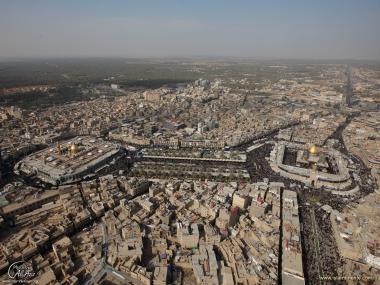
[270,141,352,190]
[15,137,125,185]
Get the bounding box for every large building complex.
[14,137,125,185]
[270,141,352,190]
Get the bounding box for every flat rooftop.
[18,137,121,177]
[282,190,304,280]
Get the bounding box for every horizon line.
[1,55,380,63]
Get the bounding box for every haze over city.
[1,0,380,59]
[1,1,380,285]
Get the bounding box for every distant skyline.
[1,0,380,60]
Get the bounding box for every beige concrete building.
[281,190,305,285]
[177,223,199,249]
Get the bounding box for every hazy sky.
[1,0,380,59]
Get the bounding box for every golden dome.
[309,145,318,155]
[70,144,78,153]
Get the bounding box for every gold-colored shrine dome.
[309,145,318,155]
[70,144,78,153]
